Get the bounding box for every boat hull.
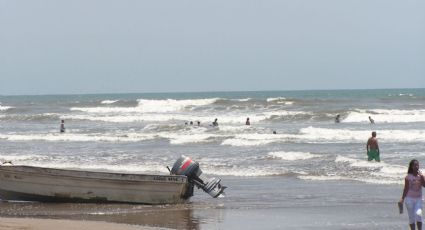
[0,165,191,204]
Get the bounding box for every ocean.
[1,88,425,229]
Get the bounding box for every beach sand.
[0,217,158,230]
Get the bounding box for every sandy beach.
[0,217,157,230]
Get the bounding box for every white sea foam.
[299,171,402,185]
[0,105,13,111]
[299,127,425,143]
[202,165,287,177]
[12,162,169,174]
[398,93,414,97]
[268,151,319,161]
[71,98,219,114]
[160,133,221,145]
[344,109,425,123]
[221,133,285,146]
[0,133,156,142]
[1,155,282,176]
[1,152,171,174]
[299,127,367,142]
[63,114,168,123]
[136,98,219,113]
[64,113,213,123]
[267,97,286,102]
[222,126,398,146]
[234,98,251,102]
[335,155,405,184]
[217,125,254,133]
[0,131,225,145]
[336,155,384,168]
[64,112,269,124]
[222,138,276,146]
[206,114,269,124]
[298,175,351,181]
[266,97,294,105]
[339,156,406,178]
[179,156,290,176]
[263,110,312,119]
[0,154,51,162]
[143,123,195,132]
[223,126,381,147]
[70,107,140,114]
[101,100,119,104]
[68,102,302,125]
[358,178,402,185]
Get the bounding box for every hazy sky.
[1,0,424,95]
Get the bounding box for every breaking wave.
[299,126,425,143]
[0,105,13,111]
[333,155,405,184]
[344,109,425,123]
[267,151,320,161]
[71,98,220,114]
[101,100,119,104]
[0,132,157,142]
[266,97,294,105]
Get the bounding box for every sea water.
[0,88,424,229]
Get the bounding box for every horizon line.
[1,87,424,97]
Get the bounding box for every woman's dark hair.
[408,159,419,174]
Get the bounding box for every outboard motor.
[171,156,226,198]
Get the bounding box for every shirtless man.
[366,131,380,162]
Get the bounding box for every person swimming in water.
[60,120,65,133]
[335,114,341,123]
[369,116,375,124]
[245,117,250,125]
[212,118,218,127]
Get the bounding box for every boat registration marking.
[153,176,183,182]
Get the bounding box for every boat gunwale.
[0,165,188,184]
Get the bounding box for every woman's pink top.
[406,174,423,198]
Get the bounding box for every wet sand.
[0,202,199,230]
[0,217,157,230]
[0,177,409,229]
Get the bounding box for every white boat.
[0,156,226,204]
[0,165,192,204]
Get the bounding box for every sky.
[0,0,424,95]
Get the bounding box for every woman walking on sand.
[400,159,425,230]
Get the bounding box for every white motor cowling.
[171,156,226,198]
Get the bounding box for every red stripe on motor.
[181,159,192,171]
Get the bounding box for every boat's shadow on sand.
[0,201,207,229]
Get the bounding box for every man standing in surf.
[60,120,65,133]
[366,131,380,162]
